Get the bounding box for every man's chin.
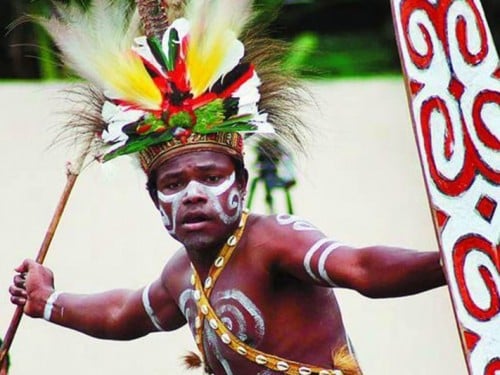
[171,219,240,252]
[179,233,220,252]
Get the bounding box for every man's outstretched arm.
[9,259,186,340]
[321,245,445,298]
[269,218,446,298]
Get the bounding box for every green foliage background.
[0,0,499,80]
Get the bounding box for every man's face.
[154,151,246,251]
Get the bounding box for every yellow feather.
[186,0,252,97]
[187,32,233,96]
[90,50,162,110]
[41,0,162,110]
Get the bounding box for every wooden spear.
[0,0,175,368]
[0,137,93,368]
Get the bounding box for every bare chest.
[178,277,271,374]
[174,266,344,375]
[178,267,267,343]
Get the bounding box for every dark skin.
[9,150,446,374]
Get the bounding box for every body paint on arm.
[304,238,346,287]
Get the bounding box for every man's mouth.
[181,212,211,229]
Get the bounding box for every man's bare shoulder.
[246,213,326,258]
[249,212,325,238]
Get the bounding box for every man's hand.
[9,259,55,318]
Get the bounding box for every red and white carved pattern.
[391,0,499,373]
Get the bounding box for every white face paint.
[214,187,242,225]
[159,172,237,204]
[303,238,346,287]
[159,205,171,227]
[157,172,242,235]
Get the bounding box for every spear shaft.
[0,140,91,367]
[0,0,173,367]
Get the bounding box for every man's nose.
[181,181,208,204]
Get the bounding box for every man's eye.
[161,182,182,192]
[167,182,182,190]
[205,175,221,184]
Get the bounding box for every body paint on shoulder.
[276,214,319,232]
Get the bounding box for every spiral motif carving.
[393,0,499,373]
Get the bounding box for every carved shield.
[391,0,499,373]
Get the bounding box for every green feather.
[193,100,226,132]
[147,36,170,72]
[196,115,256,134]
[103,131,174,162]
[169,111,193,128]
[167,28,180,72]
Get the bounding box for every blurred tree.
[1,0,65,79]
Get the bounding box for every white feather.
[42,0,162,109]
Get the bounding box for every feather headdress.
[43,0,307,171]
[43,1,161,110]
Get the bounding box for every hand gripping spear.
[0,0,177,369]
[0,138,93,368]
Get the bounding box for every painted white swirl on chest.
[178,289,197,334]
[203,289,266,373]
[204,325,235,375]
[303,238,346,286]
[212,289,265,341]
[276,214,319,231]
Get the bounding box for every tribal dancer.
[8,1,446,374]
